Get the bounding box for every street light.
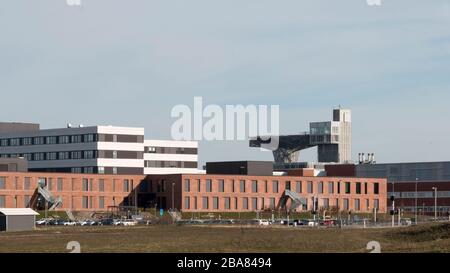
[172,182,175,210]
[415,178,418,225]
[432,187,438,221]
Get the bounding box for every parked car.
[401,218,412,226]
[80,220,97,226]
[122,220,137,226]
[63,220,78,226]
[308,220,319,227]
[100,218,114,226]
[259,220,271,226]
[36,219,49,225]
[54,219,66,225]
[113,219,123,226]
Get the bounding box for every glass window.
[23,138,33,145]
[285,181,291,190]
[0,177,5,189]
[24,196,31,207]
[307,181,313,193]
[0,196,5,207]
[57,178,63,191]
[99,179,105,192]
[323,198,329,209]
[202,197,209,209]
[82,179,89,191]
[374,183,379,194]
[343,198,349,210]
[206,179,212,192]
[213,197,219,210]
[355,199,361,211]
[296,181,301,193]
[242,197,249,210]
[99,197,105,209]
[184,197,190,210]
[345,182,351,194]
[197,179,201,192]
[356,182,361,194]
[218,180,224,192]
[240,180,246,193]
[318,182,324,194]
[82,196,89,209]
[328,182,334,194]
[272,181,279,193]
[270,198,276,209]
[364,183,368,194]
[252,180,258,193]
[123,180,130,192]
[224,198,230,210]
[252,197,258,210]
[184,179,190,192]
[374,199,379,209]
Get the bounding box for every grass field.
[0,223,449,253]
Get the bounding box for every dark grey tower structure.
[250,108,352,164]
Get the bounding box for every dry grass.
[0,223,449,253]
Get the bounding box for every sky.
[1,0,450,166]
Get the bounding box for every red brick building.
[147,174,387,213]
[0,171,387,213]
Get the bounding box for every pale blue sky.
[1,0,450,166]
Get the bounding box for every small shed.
[0,208,40,232]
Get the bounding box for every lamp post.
[172,182,175,210]
[432,187,438,221]
[415,178,418,225]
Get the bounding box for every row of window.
[0,195,122,210]
[144,161,198,168]
[182,179,380,195]
[0,177,135,193]
[0,134,97,147]
[0,150,97,161]
[389,191,450,199]
[145,147,197,155]
[183,196,380,211]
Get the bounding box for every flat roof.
[0,208,39,216]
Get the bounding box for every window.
[374,183,379,194]
[242,197,249,210]
[285,181,291,190]
[252,180,258,193]
[184,197,190,209]
[337,181,341,194]
[0,196,5,207]
[355,199,361,211]
[364,183,368,194]
[83,134,96,142]
[71,135,82,143]
[45,136,57,145]
[213,197,219,210]
[206,179,212,192]
[24,196,31,207]
[0,139,8,146]
[47,178,53,191]
[83,151,95,159]
[99,197,105,209]
[343,198,349,211]
[57,178,63,191]
[99,179,105,192]
[231,180,235,193]
[234,197,238,210]
[33,137,45,145]
[345,182,351,194]
[123,180,130,192]
[323,198,329,209]
[71,151,82,160]
[224,198,231,210]
[82,196,89,209]
[356,182,361,194]
[272,181,279,193]
[270,198,276,209]
[194,197,198,210]
[366,199,370,211]
[202,197,209,209]
[82,179,89,191]
[328,182,334,194]
[184,179,190,192]
[89,179,94,191]
[218,180,224,192]
[197,179,201,192]
[10,138,20,146]
[58,152,70,160]
[252,198,258,211]
[0,177,5,189]
[34,153,45,161]
[307,181,313,193]
[296,181,302,193]
[374,199,379,209]
[264,181,268,193]
[46,152,57,160]
[22,137,32,145]
[240,180,246,193]
[59,136,70,144]
[24,177,31,190]
[318,182,324,194]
